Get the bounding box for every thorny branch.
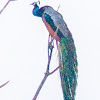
[0,0,16,14]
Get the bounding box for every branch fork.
[32,35,59,100]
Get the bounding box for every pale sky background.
[0,0,100,100]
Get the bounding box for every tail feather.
[58,33,78,100]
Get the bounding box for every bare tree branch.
[0,0,16,14]
[32,32,60,100]
[32,66,60,100]
[32,35,54,100]
[32,72,49,100]
[49,66,60,75]
[0,81,9,88]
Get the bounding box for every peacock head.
[31,1,42,17]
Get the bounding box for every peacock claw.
[49,42,54,50]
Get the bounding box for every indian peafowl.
[31,2,78,100]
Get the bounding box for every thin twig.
[49,66,60,75]
[0,0,16,14]
[57,4,61,11]
[0,81,9,88]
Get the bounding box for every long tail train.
[58,31,78,100]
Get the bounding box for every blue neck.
[32,4,42,17]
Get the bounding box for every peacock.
[31,2,78,100]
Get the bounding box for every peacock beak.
[30,2,34,5]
